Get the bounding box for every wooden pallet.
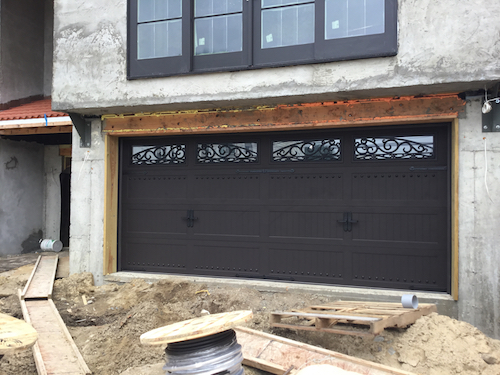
[270,301,437,337]
[19,254,91,375]
[235,327,416,375]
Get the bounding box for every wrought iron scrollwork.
[354,136,434,160]
[273,139,342,162]
[132,144,186,165]
[197,143,258,163]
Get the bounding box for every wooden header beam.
[0,125,72,136]
[103,95,465,136]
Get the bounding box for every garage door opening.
[118,123,450,292]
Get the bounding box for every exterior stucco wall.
[69,120,105,286]
[43,145,62,241]
[458,99,500,339]
[52,0,500,114]
[0,139,44,255]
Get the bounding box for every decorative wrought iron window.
[127,0,397,78]
[354,136,434,160]
[132,144,186,164]
[197,142,258,163]
[273,139,341,162]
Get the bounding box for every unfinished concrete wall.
[44,0,54,97]
[0,0,45,105]
[69,120,105,285]
[43,145,61,241]
[0,139,44,255]
[52,0,500,114]
[458,99,500,340]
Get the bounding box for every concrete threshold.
[104,271,458,318]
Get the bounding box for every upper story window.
[128,0,397,79]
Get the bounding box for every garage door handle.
[338,212,357,232]
[184,210,198,228]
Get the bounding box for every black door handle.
[184,210,198,227]
[338,212,358,232]
[337,212,349,232]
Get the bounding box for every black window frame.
[128,0,398,79]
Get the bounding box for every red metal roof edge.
[0,98,68,121]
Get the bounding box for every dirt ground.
[1,263,500,375]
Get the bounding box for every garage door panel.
[351,171,447,201]
[269,211,345,240]
[267,246,345,280]
[192,243,260,275]
[193,210,260,236]
[352,212,442,243]
[269,173,344,200]
[352,251,446,290]
[122,208,188,235]
[121,241,189,272]
[123,175,188,201]
[192,175,261,200]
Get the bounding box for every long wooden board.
[20,298,91,375]
[21,255,58,299]
[271,301,437,335]
[235,327,415,375]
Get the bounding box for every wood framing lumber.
[235,327,416,375]
[21,255,59,300]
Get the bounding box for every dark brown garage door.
[119,124,450,292]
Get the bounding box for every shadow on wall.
[21,230,43,253]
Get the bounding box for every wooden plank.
[235,327,416,375]
[103,134,119,275]
[369,305,437,335]
[272,312,381,322]
[103,95,464,137]
[271,323,374,338]
[242,357,290,375]
[21,255,42,299]
[451,117,459,301]
[19,294,48,375]
[0,125,72,135]
[24,300,91,375]
[22,255,59,299]
[0,312,38,355]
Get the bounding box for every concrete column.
[69,119,105,285]
[43,145,62,241]
[458,98,500,339]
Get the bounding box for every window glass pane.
[138,0,182,22]
[197,143,258,163]
[261,3,314,49]
[354,136,434,160]
[195,0,242,17]
[262,0,310,9]
[325,0,385,40]
[132,144,186,165]
[273,139,342,162]
[138,20,182,59]
[194,14,242,55]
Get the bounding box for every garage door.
[119,124,450,292]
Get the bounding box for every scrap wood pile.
[1,254,500,375]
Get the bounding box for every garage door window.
[131,144,186,165]
[197,142,258,163]
[354,135,434,160]
[272,138,341,162]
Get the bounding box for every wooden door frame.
[103,95,462,299]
